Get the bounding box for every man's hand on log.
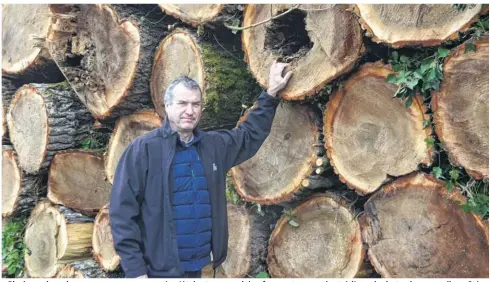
[267,60,293,97]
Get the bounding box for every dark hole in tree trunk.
[65,38,83,67]
[264,10,313,63]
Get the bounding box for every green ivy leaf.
[446,181,454,192]
[405,97,413,108]
[422,119,430,129]
[432,167,443,179]
[424,137,435,146]
[386,73,397,84]
[449,169,460,181]
[465,43,477,53]
[437,46,450,58]
[392,64,403,72]
[288,219,299,227]
[255,272,269,278]
[400,55,409,63]
[391,51,399,61]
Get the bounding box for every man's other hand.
[267,60,293,97]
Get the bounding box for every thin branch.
[212,33,243,64]
[297,5,338,12]
[224,4,300,31]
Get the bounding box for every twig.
[212,33,243,64]
[224,4,300,31]
[297,5,338,12]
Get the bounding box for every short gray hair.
[164,76,202,105]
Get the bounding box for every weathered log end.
[92,205,120,272]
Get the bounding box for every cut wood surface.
[355,4,486,47]
[92,205,120,272]
[2,146,46,218]
[230,102,319,204]
[267,194,364,278]
[7,82,92,174]
[360,172,489,278]
[324,62,432,194]
[104,110,162,184]
[159,4,225,26]
[150,28,260,129]
[433,37,489,179]
[242,4,363,100]
[48,150,112,216]
[25,201,94,278]
[2,4,65,84]
[46,4,170,120]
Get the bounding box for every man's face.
[165,83,203,133]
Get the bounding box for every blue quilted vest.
[170,136,212,271]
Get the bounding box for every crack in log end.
[264,10,313,63]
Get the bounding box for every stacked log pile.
[2,3,488,278]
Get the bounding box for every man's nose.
[185,104,194,115]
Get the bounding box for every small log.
[360,172,489,278]
[104,110,162,184]
[433,36,489,179]
[24,201,94,278]
[230,102,318,204]
[2,146,46,218]
[150,28,261,129]
[355,4,486,47]
[48,150,112,216]
[242,4,363,100]
[92,205,120,272]
[315,156,329,167]
[2,4,65,85]
[267,194,365,277]
[301,175,338,189]
[324,62,433,194]
[2,78,17,144]
[7,82,92,174]
[46,4,171,120]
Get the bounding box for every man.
[109,61,293,278]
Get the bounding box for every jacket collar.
[158,118,205,143]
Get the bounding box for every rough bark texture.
[360,172,489,278]
[150,28,261,130]
[48,150,112,216]
[268,194,364,278]
[104,110,162,184]
[92,205,120,272]
[7,82,92,174]
[230,102,320,204]
[46,4,172,120]
[2,146,47,218]
[2,78,17,144]
[2,4,65,85]
[242,4,364,100]
[56,259,124,278]
[355,4,487,48]
[432,37,489,179]
[24,201,94,278]
[324,62,433,195]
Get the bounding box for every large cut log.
[242,4,363,100]
[104,110,162,184]
[360,172,489,278]
[2,4,65,85]
[24,201,94,278]
[202,203,282,278]
[92,205,120,272]
[267,194,364,278]
[433,37,489,179]
[2,146,46,218]
[46,4,171,120]
[48,150,112,216]
[355,4,486,48]
[230,102,328,204]
[160,4,224,26]
[7,82,92,174]
[2,78,17,144]
[150,28,260,129]
[324,62,432,194]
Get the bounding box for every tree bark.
[150,28,261,130]
[2,146,47,218]
[2,4,65,86]
[432,36,489,179]
[230,102,322,204]
[324,62,433,194]
[46,4,173,120]
[2,78,17,144]
[48,150,112,216]
[24,201,94,278]
[267,194,365,278]
[104,110,162,184]
[92,205,121,272]
[242,4,364,100]
[355,4,487,48]
[7,82,92,174]
[360,172,489,278]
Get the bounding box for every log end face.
[2,147,22,217]
[159,4,225,26]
